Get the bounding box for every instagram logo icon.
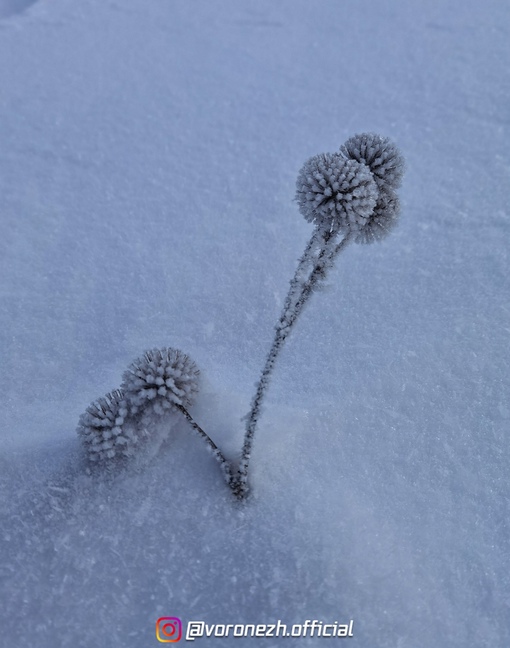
[156,617,182,643]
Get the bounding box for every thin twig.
[284,231,354,332]
[175,404,234,487]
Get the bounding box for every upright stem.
[235,229,353,499]
[235,326,287,497]
[279,229,326,326]
[284,231,355,332]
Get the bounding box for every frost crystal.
[340,132,405,192]
[355,188,401,244]
[295,153,379,235]
[77,390,132,462]
[121,347,200,416]
[339,133,404,244]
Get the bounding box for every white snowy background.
[1,0,509,646]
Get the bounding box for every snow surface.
[1,0,509,646]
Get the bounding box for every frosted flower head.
[121,347,200,417]
[354,188,401,244]
[296,153,379,235]
[77,390,132,463]
[340,133,405,192]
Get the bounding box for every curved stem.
[175,404,235,487]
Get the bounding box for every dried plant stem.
[175,404,234,487]
[284,230,355,332]
[279,229,326,324]
[234,229,354,499]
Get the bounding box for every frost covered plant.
[121,347,200,417]
[340,133,404,244]
[77,348,233,484]
[77,132,403,502]
[77,390,132,462]
[295,153,378,236]
[234,133,404,499]
[340,132,404,193]
[121,348,233,483]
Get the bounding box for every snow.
[1,0,509,646]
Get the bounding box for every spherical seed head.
[77,390,132,463]
[354,188,401,244]
[121,347,200,417]
[296,153,379,235]
[340,132,405,192]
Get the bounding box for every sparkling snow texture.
[1,0,509,647]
